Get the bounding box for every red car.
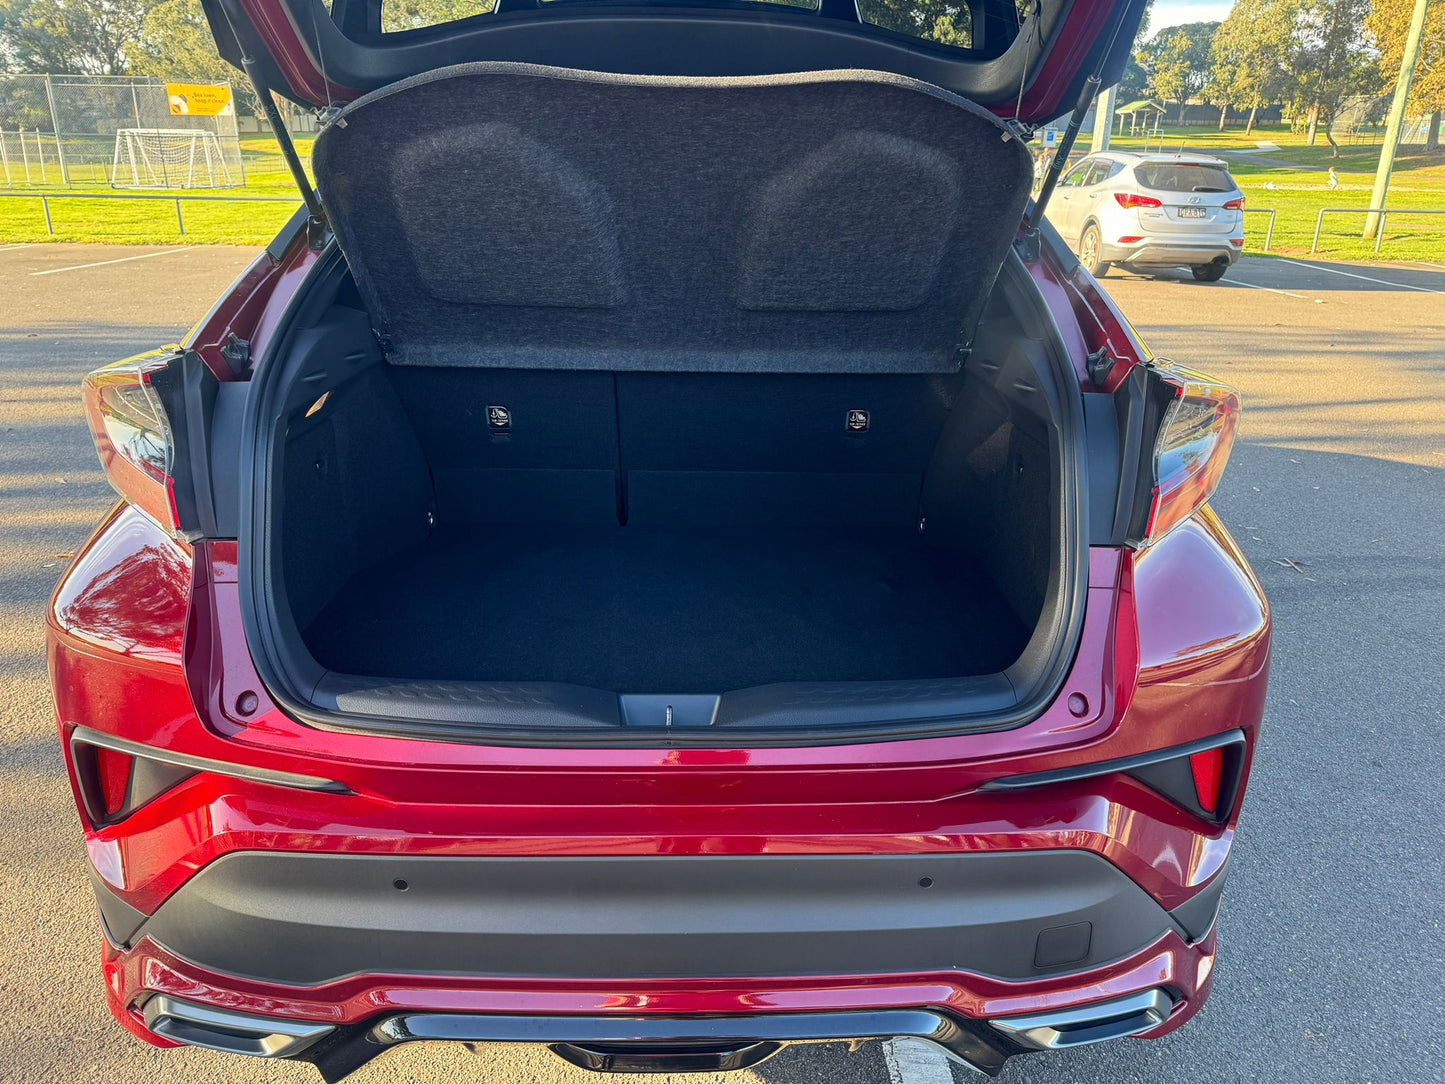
[49,0,1268,1079]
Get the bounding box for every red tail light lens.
[1142,368,1240,545]
[1188,748,1226,814]
[1114,193,1163,209]
[1223,197,1245,210]
[93,747,134,817]
[82,351,180,534]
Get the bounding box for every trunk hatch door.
[203,0,1147,125]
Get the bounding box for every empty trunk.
[241,64,1083,742]
[252,276,1076,739]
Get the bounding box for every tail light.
[1141,368,1240,546]
[82,350,181,535]
[1114,193,1163,209]
[1223,197,1245,210]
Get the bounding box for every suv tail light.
[1141,368,1240,546]
[82,351,181,535]
[1223,197,1245,210]
[1114,193,1163,209]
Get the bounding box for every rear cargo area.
[307,524,1024,694]
[248,64,1075,734]
[275,335,1056,701]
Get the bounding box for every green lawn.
[3,127,1443,260]
[1109,125,1445,262]
[0,135,313,246]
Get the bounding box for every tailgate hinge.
[219,331,251,376]
[1086,345,1117,388]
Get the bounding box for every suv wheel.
[1079,225,1109,277]
[1192,262,1228,282]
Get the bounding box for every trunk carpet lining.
[304,525,1027,694]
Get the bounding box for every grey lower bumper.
[1103,240,1240,266]
[107,850,1188,986]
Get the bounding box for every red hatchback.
[48,0,1268,1078]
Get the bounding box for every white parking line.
[1225,278,1318,302]
[29,247,192,277]
[883,1038,960,1084]
[0,242,39,252]
[1272,256,1444,294]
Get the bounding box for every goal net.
[111,128,238,189]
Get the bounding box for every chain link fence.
[1,73,246,188]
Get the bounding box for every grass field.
[2,126,1442,259]
[0,135,312,246]
[1109,125,1445,262]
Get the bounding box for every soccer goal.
[111,128,238,189]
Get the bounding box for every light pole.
[1091,83,1118,153]
[1364,0,1431,240]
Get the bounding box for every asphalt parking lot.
[1,243,1442,1084]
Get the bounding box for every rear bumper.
[104,921,1214,1080]
[1102,239,1241,267]
[94,847,1225,1078]
[94,850,1219,987]
[139,987,1179,1081]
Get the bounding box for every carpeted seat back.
[313,63,1033,374]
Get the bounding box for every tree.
[1295,0,1382,154]
[855,0,976,47]
[132,0,258,115]
[1367,0,1445,149]
[1209,0,1307,134]
[381,0,494,33]
[1138,21,1220,121]
[0,0,153,74]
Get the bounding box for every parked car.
[1045,151,1246,280]
[49,0,1268,1080]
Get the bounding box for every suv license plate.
[1177,207,1207,218]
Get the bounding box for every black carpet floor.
[305,525,1028,693]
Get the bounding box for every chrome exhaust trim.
[988,988,1174,1050]
[142,994,334,1058]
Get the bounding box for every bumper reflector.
[1189,747,1226,814]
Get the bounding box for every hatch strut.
[216,0,328,250]
[1018,0,1139,263]
[1017,73,1100,263]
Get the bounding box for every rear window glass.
[857,0,1028,52]
[382,0,818,32]
[383,0,495,33]
[1136,164,1235,193]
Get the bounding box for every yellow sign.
[165,83,234,117]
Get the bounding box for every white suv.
[1045,152,1245,281]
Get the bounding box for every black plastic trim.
[980,729,1246,793]
[301,1007,1019,1082]
[1169,852,1231,941]
[69,726,351,809]
[125,850,1183,987]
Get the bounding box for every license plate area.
[1176,207,1207,219]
